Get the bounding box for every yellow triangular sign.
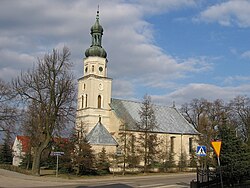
[211,141,222,157]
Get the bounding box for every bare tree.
[229,95,250,144]
[180,98,208,130]
[13,47,76,175]
[180,98,227,139]
[180,98,229,166]
[0,79,17,132]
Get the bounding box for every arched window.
[189,138,193,154]
[92,65,94,72]
[81,95,84,108]
[98,95,102,108]
[85,94,88,108]
[170,136,175,153]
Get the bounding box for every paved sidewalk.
[0,168,75,188]
[0,168,196,188]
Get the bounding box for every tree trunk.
[32,149,42,176]
[144,132,148,173]
[31,136,51,176]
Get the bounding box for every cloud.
[241,50,250,59]
[223,75,250,85]
[1,0,247,106]
[112,79,135,99]
[196,0,250,27]
[135,0,197,15]
[0,1,202,81]
[152,83,250,106]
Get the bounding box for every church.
[76,11,199,166]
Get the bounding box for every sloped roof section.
[87,121,118,146]
[110,98,199,135]
[16,136,30,152]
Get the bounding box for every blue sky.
[0,0,250,106]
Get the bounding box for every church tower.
[76,10,112,133]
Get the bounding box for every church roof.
[110,98,199,135]
[87,121,118,146]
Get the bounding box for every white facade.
[12,137,25,166]
[76,56,114,133]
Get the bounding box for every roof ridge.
[112,98,174,108]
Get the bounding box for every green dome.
[85,46,107,58]
[85,10,107,58]
[91,19,103,34]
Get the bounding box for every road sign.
[211,141,222,157]
[50,151,65,177]
[196,145,206,156]
[50,151,65,156]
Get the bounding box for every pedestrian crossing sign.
[196,145,206,156]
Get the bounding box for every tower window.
[81,95,84,108]
[98,95,102,108]
[85,94,88,107]
[92,65,94,72]
[85,67,88,73]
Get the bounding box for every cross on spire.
[96,5,99,21]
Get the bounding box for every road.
[0,168,196,188]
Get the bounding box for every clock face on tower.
[98,82,103,90]
[99,66,103,72]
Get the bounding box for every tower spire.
[85,8,107,58]
[97,5,99,20]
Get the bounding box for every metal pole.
[56,155,59,177]
[217,157,223,188]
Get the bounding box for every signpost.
[196,145,207,157]
[211,140,223,188]
[50,151,64,177]
[196,145,207,186]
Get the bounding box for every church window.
[170,136,175,153]
[83,83,86,90]
[85,67,88,73]
[98,95,102,108]
[81,95,84,108]
[131,134,136,154]
[92,65,94,72]
[85,94,88,107]
[189,138,193,154]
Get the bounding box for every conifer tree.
[71,126,95,175]
[126,134,140,170]
[96,147,110,174]
[0,132,12,164]
[164,148,176,169]
[137,94,158,172]
[218,125,250,186]
[178,151,187,171]
[118,121,129,175]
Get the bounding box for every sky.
[0,0,250,106]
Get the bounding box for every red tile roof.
[16,136,30,153]
[15,136,69,153]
